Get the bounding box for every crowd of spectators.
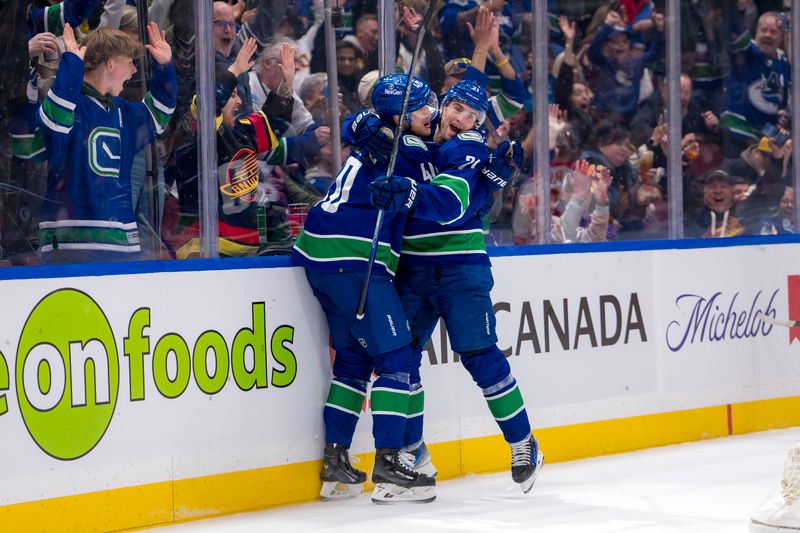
[0,0,794,266]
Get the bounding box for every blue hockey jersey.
[722,41,791,142]
[28,0,98,38]
[401,130,492,267]
[36,52,177,262]
[291,133,435,277]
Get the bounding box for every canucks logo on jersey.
[748,71,786,115]
[219,147,259,202]
[88,127,122,178]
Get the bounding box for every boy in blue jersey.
[36,22,176,264]
[368,78,543,494]
[290,75,438,504]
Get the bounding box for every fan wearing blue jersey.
[36,22,176,264]
[290,75,438,504]
[721,12,791,150]
[369,78,543,494]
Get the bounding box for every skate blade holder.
[320,481,364,501]
[371,483,436,504]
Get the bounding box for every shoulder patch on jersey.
[457,131,484,143]
[403,135,428,150]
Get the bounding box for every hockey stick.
[355,0,441,320]
[504,140,522,188]
[760,316,800,328]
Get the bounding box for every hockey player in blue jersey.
[291,74,438,504]
[368,78,544,494]
[36,22,177,263]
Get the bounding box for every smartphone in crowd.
[762,123,789,146]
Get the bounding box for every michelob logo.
[16,289,119,460]
[0,288,298,460]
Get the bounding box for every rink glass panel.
[3,1,798,268]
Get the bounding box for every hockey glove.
[350,110,394,167]
[369,175,418,213]
[481,140,524,192]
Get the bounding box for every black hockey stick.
[355,0,441,320]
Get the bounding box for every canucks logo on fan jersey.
[88,127,122,178]
[219,148,259,202]
[748,71,787,115]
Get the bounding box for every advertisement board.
[3,242,800,531]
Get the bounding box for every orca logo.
[88,127,122,178]
[748,72,785,115]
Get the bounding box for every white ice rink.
[150,427,800,533]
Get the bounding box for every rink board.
[2,240,800,531]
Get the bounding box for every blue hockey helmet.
[441,79,489,127]
[371,73,439,126]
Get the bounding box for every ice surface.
[151,427,800,533]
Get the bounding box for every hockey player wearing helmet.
[435,79,489,142]
[367,76,543,494]
[291,73,439,505]
[344,72,440,169]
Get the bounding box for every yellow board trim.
[4,396,800,532]
[731,396,800,435]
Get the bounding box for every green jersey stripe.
[42,97,75,128]
[294,231,399,274]
[431,174,469,221]
[720,112,758,140]
[730,32,752,53]
[45,3,64,35]
[40,226,137,247]
[266,139,287,166]
[144,93,173,133]
[402,229,486,256]
[486,385,524,421]
[12,132,46,160]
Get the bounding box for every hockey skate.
[320,443,366,501]
[510,435,544,494]
[401,441,438,478]
[371,448,436,504]
[750,493,800,532]
[750,443,800,531]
